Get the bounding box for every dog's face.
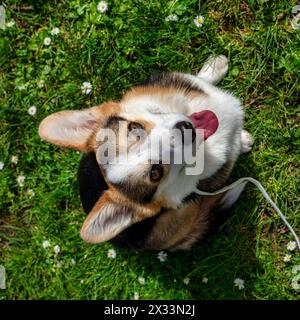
[39,85,219,244]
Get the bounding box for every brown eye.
[128,122,143,132]
[150,164,164,183]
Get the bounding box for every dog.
[39,55,254,251]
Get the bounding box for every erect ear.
[38,106,103,152]
[39,101,120,152]
[80,191,135,243]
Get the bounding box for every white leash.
[195,177,300,250]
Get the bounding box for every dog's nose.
[174,121,196,144]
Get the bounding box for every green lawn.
[0,0,299,300]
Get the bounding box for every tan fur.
[97,101,121,119]
[87,102,121,150]
[106,185,161,218]
[143,194,223,250]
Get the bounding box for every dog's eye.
[128,122,143,132]
[149,164,164,183]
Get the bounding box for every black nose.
[174,121,196,144]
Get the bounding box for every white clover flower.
[183,277,190,285]
[54,244,61,255]
[157,251,167,262]
[50,27,60,35]
[138,276,145,285]
[287,241,297,251]
[0,162,4,170]
[194,15,205,27]
[11,155,18,165]
[71,259,76,265]
[202,277,208,284]
[44,37,51,46]
[165,14,178,22]
[28,106,37,116]
[133,292,139,300]
[26,189,35,198]
[234,278,245,290]
[97,1,108,13]
[107,248,117,259]
[37,79,45,88]
[6,20,15,28]
[81,82,92,94]
[42,240,51,249]
[17,175,25,187]
[283,254,292,262]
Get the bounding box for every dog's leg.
[240,129,254,153]
[197,55,228,85]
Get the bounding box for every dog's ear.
[38,106,102,152]
[80,191,134,243]
[39,102,120,152]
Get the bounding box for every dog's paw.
[240,130,254,153]
[197,55,229,84]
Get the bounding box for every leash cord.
[195,177,300,250]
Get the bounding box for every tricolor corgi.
[39,55,254,251]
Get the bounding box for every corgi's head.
[39,83,220,244]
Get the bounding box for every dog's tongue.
[188,110,218,140]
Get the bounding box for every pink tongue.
[188,110,219,140]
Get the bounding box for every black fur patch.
[140,72,203,95]
[110,180,157,205]
[77,152,107,213]
[104,115,126,128]
[110,209,163,250]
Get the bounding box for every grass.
[0,0,299,300]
